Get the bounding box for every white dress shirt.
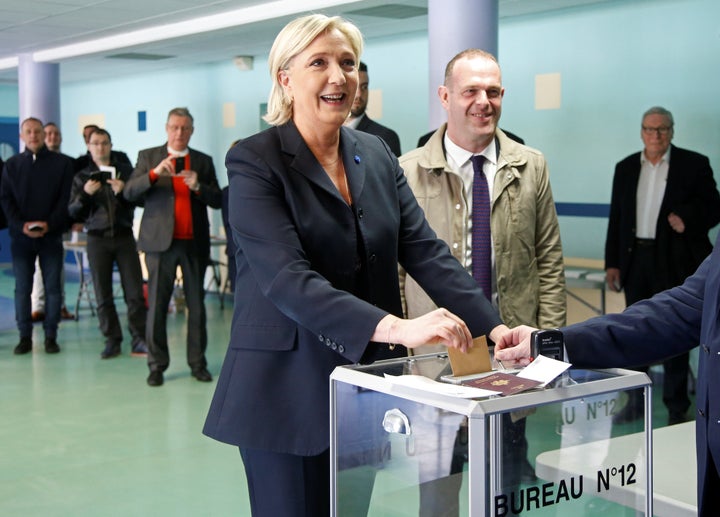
[636,148,669,239]
[443,133,498,304]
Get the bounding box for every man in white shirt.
[399,48,566,514]
[605,106,720,425]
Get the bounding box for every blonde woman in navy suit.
[203,15,510,517]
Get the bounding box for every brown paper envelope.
[447,336,492,377]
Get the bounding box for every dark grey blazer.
[124,144,222,259]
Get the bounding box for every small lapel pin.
[354,155,361,164]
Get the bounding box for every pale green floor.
[0,265,694,516]
[0,265,248,516]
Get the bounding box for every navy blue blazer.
[564,232,720,515]
[605,145,720,290]
[203,122,502,455]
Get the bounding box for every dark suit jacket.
[221,186,236,291]
[124,144,221,259]
[564,233,720,515]
[203,122,502,455]
[605,145,720,290]
[356,114,401,156]
[0,147,74,238]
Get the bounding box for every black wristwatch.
[530,329,564,361]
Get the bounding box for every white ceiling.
[0,0,613,84]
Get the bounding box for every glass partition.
[331,354,652,517]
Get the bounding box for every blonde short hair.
[264,14,363,126]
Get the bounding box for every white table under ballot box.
[330,353,655,517]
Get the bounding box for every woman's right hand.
[376,309,473,353]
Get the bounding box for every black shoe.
[612,402,642,424]
[44,338,60,354]
[100,342,121,359]
[14,337,32,355]
[191,368,212,382]
[147,370,164,387]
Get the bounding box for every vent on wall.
[106,52,174,60]
[344,4,428,19]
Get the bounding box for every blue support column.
[18,54,60,147]
[427,0,498,130]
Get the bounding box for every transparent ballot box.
[330,353,653,517]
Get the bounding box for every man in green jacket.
[399,48,566,515]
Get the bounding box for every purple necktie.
[471,155,491,301]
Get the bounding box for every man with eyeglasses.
[605,106,720,425]
[74,124,132,172]
[69,128,148,360]
[124,107,222,387]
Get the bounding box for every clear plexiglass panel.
[331,354,652,517]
